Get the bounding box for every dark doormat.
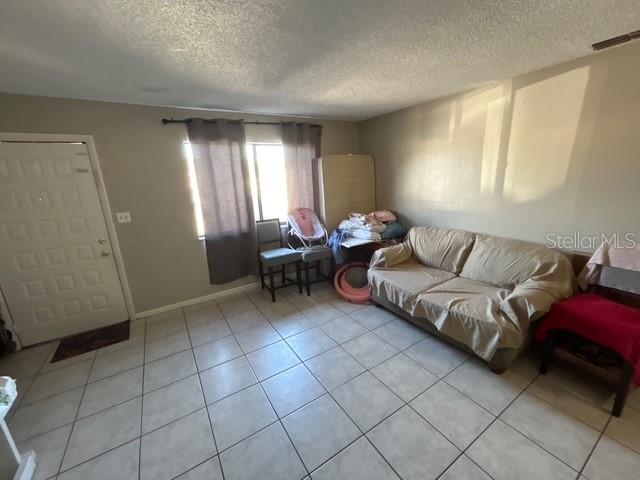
[51,320,130,363]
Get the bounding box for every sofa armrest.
[500,278,574,324]
[369,242,413,269]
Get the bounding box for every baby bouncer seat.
[287,207,328,250]
[287,208,334,296]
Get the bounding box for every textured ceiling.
[1,0,639,120]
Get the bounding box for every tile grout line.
[17,358,100,409]
[15,342,58,406]
[521,376,617,438]
[507,367,631,460]
[332,346,535,480]
[35,341,64,375]
[66,302,630,475]
[86,343,144,384]
[6,342,60,415]
[9,386,83,445]
[320,382,407,479]
[276,306,405,478]
[8,293,387,473]
[304,316,400,375]
[168,455,218,480]
[230,292,311,479]
[290,329,453,477]
[577,415,614,478]
[429,383,531,479]
[439,368,544,480]
[9,291,633,479]
[52,319,148,477]
[204,342,378,424]
[184,304,228,480]
[10,331,514,475]
[514,401,614,469]
[407,346,627,473]
[56,438,141,479]
[53,399,220,477]
[181,359,393,460]
[426,392,497,480]
[53,342,99,478]
[17,362,192,445]
[464,357,620,446]
[192,299,396,381]
[137,316,148,480]
[234,292,453,477]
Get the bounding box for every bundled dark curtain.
[281,122,322,210]
[186,119,257,284]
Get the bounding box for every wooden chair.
[256,219,302,302]
[300,247,335,296]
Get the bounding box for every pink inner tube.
[334,262,371,304]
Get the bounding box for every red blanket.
[536,293,640,384]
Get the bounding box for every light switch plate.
[116,212,131,223]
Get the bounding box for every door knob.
[101,251,111,257]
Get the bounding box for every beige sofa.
[368,227,575,371]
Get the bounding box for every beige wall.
[0,95,359,312]
[360,41,640,249]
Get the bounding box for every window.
[184,141,289,239]
[246,143,289,223]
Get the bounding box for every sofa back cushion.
[407,227,476,274]
[460,234,569,289]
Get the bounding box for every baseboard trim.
[134,281,260,319]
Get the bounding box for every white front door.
[0,141,127,345]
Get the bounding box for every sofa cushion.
[460,234,570,290]
[414,277,522,360]
[407,227,476,274]
[368,260,455,312]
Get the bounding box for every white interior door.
[0,141,127,345]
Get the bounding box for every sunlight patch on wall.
[480,95,506,195]
[503,66,590,203]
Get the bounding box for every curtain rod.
[161,118,322,128]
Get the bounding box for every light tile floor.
[2,282,640,480]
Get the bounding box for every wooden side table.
[536,293,640,417]
[539,329,635,417]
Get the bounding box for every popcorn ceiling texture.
[1,0,639,120]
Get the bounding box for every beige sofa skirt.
[371,292,532,372]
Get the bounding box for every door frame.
[0,132,135,346]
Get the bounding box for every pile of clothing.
[338,210,407,241]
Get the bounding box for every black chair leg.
[304,262,311,296]
[268,267,275,302]
[316,260,321,280]
[281,265,286,285]
[295,262,302,294]
[539,329,559,375]
[258,259,265,290]
[613,361,635,417]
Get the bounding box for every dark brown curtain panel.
[186,119,257,284]
[281,122,322,211]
